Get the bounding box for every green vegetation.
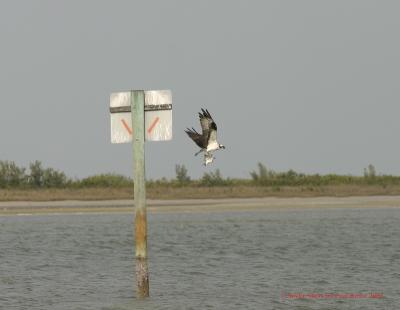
[364,164,377,179]
[29,160,68,188]
[175,164,190,185]
[248,162,400,187]
[0,161,26,187]
[2,160,400,201]
[0,160,67,188]
[78,174,132,188]
[200,169,234,186]
[1,160,400,189]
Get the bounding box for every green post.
[131,90,149,298]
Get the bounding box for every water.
[1,206,399,309]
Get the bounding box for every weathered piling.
[131,90,149,297]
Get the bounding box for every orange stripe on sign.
[121,119,132,135]
[147,117,160,134]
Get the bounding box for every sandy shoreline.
[1,196,400,215]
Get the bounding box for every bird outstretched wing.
[199,108,218,145]
[184,127,205,148]
[199,108,217,133]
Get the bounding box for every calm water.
[1,206,399,309]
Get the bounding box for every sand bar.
[1,196,400,215]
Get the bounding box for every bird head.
[219,144,226,149]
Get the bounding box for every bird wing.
[199,108,217,133]
[199,109,218,145]
[185,127,205,148]
[208,126,218,145]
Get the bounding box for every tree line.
[0,160,397,189]
[0,160,131,188]
[174,163,399,187]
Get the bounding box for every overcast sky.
[1,1,399,179]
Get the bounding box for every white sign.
[110,90,172,143]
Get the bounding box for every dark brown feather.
[185,128,206,148]
[186,108,219,150]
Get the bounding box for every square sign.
[110,90,172,143]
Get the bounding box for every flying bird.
[185,108,225,165]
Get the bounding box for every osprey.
[185,108,225,165]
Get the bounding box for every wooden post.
[131,90,149,298]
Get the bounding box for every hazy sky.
[1,1,399,179]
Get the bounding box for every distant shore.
[1,196,400,215]
[2,184,400,202]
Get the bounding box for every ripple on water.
[0,208,399,309]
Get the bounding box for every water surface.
[1,206,399,309]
